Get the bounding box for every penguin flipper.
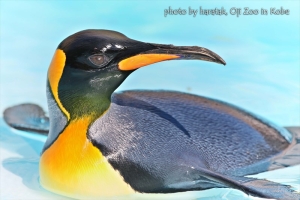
[223,175,300,200]
[3,103,49,135]
[169,168,300,200]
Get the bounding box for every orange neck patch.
[48,49,70,120]
[40,116,135,198]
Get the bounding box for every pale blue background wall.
[1,1,299,126]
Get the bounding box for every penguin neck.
[67,95,111,122]
[41,87,136,197]
[42,86,113,153]
[44,91,112,154]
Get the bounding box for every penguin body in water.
[3,30,300,199]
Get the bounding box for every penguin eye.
[88,54,107,67]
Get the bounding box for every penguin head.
[47,29,225,119]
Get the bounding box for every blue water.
[0,1,299,199]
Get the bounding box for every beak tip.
[217,58,226,66]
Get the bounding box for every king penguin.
[3,29,300,200]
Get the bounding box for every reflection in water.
[0,118,73,200]
[3,157,40,191]
[0,118,298,200]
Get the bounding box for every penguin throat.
[62,94,112,121]
[42,86,112,153]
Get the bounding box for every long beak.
[118,43,226,71]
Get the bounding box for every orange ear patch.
[48,49,70,120]
[118,54,179,71]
